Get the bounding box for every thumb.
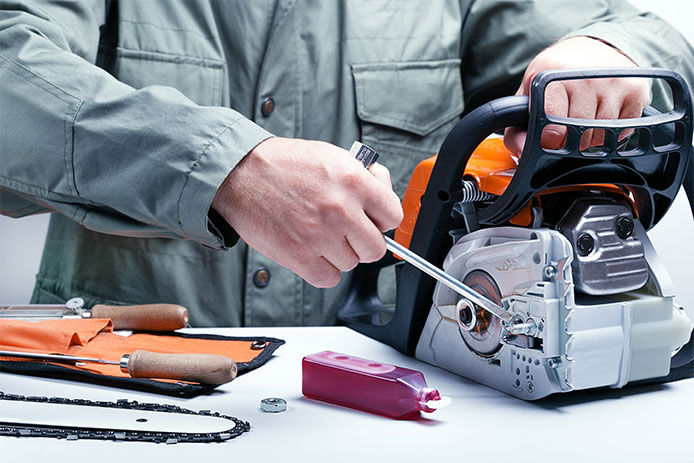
[503,127,527,156]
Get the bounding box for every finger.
[368,162,392,190]
[618,94,647,140]
[621,78,651,117]
[292,256,341,288]
[360,176,404,232]
[503,127,527,156]
[517,70,532,97]
[346,211,387,263]
[566,84,598,151]
[541,82,570,149]
[591,96,622,146]
[319,236,360,272]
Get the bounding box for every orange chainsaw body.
[394,138,634,251]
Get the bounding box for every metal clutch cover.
[415,226,692,400]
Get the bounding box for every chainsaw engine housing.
[415,226,691,399]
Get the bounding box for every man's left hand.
[504,36,651,154]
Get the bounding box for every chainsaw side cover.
[415,226,692,400]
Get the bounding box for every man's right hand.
[211,137,404,288]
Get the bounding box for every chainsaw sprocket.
[459,271,504,357]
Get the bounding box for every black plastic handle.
[480,68,692,228]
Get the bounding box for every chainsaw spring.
[460,180,496,203]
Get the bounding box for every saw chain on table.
[0,391,249,443]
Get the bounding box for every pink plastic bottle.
[302,351,450,419]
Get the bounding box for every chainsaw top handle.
[433,68,692,232]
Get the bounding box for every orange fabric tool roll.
[0,319,284,395]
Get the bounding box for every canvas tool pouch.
[0,319,284,395]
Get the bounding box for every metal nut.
[456,298,477,332]
[616,216,634,239]
[261,397,286,413]
[576,233,594,256]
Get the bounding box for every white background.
[1,0,693,310]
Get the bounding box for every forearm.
[0,1,271,248]
[461,0,694,111]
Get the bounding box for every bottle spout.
[417,388,452,413]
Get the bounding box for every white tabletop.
[0,326,692,463]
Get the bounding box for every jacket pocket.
[97,46,225,107]
[351,59,464,196]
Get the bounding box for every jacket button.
[253,267,271,288]
[260,97,275,117]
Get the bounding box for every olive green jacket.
[1,0,693,326]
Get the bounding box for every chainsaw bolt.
[543,265,557,279]
[576,233,594,257]
[616,216,634,239]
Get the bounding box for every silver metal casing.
[415,226,692,400]
[557,200,648,295]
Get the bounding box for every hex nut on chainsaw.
[576,233,595,256]
[616,216,634,239]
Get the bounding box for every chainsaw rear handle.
[340,68,693,355]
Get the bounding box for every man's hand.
[212,137,403,288]
[504,36,651,154]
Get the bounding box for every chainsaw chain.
[0,391,250,443]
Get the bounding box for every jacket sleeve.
[0,0,272,249]
[460,0,694,113]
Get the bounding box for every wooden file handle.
[124,350,237,386]
[90,304,189,331]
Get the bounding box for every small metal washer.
[261,398,287,413]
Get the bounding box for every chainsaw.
[339,68,694,400]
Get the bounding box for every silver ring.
[457,298,477,331]
[261,397,287,413]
